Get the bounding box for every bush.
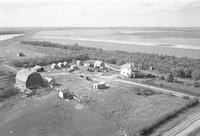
[165,73,174,82]
[0,87,18,98]
[135,88,155,96]
[194,81,200,87]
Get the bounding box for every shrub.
[165,73,174,82]
[194,81,200,87]
[135,88,155,96]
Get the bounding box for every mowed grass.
[0,91,117,136]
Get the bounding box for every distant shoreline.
[33,36,200,50]
[0,34,24,41]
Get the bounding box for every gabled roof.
[15,69,36,82]
[32,65,42,71]
[94,60,104,66]
[121,63,134,69]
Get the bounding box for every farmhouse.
[93,82,106,89]
[94,60,105,69]
[15,69,43,89]
[120,63,135,78]
[31,65,44,72]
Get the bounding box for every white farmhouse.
[120,63,134,78]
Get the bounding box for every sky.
[0,0,200,27]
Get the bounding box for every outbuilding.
[70,64,78,70]
[63,61,69,67]
[93,82,106,89]
[77,60,83,67]
[94,60,105,69]
[31,65,44,72]
[58,89,75,100]
[120,63,135,78]
[51,63,57,69]
[84,62,92,68]
[17,52,25,57]
[15,69,43,89]
[57,62,63,68]
[44,77,56,87]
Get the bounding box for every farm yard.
[0,29,200,136]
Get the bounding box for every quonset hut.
[15,69,43,89]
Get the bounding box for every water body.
[33,27,200,58]
[0,34,24,41]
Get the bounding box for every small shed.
[77,60,83,67]
[149,66,154,71]
[51,63,57,69]
[58,90,75,100]
[15,69,43,89]
[63,61,69,67]
[84,62,92,68]
[44,77,56,87]
[70,64,78,70]
[94,60,105,69]
[57,62,63,68]
[93,82,106,89]
[17,52,25,57]
[32,65,44,72]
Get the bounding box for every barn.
[15,69,43,89]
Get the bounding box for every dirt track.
[162,110,200,136]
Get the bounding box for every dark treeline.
[19,40,200,80]
[0,31,23,35]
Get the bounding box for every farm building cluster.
[14,59,148,100]
[15,67,55,92]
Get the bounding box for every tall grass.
[137,98,199,136]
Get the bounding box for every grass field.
[46,73,195,135]
[0,67,18,102]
